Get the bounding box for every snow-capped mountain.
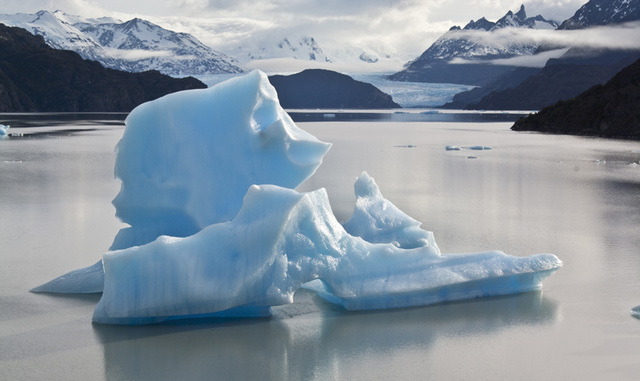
[229,34,400,69]
[232,36,331,63]
[410,5,557,64]
[559,0,640,29]
[0,10,244,76]
[389,5,558,83]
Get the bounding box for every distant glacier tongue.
[32,70,562,324]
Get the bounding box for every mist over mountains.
[0,10,244,77]
[1,0,639,115]
[0,10,401,75]
[423,0,640,111]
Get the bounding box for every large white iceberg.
[111,69,331,249]
[32,70,562,324]
[32,70,331,293]
[94,181,561,324]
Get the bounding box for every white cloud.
[3,0,638,70]
[105,48,173,61]
[489,47,570,67]
[448,21,640,67]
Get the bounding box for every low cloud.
[450,47,571,67]
[447,21,640,67]
[105,48,173,61]
[490,48,570,67]
[455,21,640,51]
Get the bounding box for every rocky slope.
[559,0,640,29]
[0,24,206,112]
[511,58,640,139]
[446,0,640,110]
[389,5,558,85]
[0,10,244,76]
[466,50,639,110]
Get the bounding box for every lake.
[1,112,639,380]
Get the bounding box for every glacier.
[32,70,562,324]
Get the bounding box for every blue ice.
[32,70,563,324]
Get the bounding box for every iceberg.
[32,70,331,293]
[32,70,563,324]
[94,182,561,324]
[633,305,640,319]
[0,124,9,138]
[111,69,332,249]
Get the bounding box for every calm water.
[1,114,639,380]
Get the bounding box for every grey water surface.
[1,113,639,380]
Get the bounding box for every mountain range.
[1,1,639,115]
[0,10,244,77]
[436,0,640,110]
[0,10,401,75]
[389,5,559,85]
[0,23,206,112]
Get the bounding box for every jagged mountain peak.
[389,4,558,84]
[559,0,640,29]
[494,5,527,28]
[463,17,494,31]
[460,5,556,32]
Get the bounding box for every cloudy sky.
[2,0,590,61]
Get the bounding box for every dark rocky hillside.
[269,69,400,109]
[511,58,640,139]
[0,23,206,112]
[463,49,640,110]
[441,67,541,109]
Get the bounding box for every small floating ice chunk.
[446,145,462,151]
[468,146,492,150]
[0,124,9,138]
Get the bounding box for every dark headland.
[269,69,400,109]
[511,58,640,140]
